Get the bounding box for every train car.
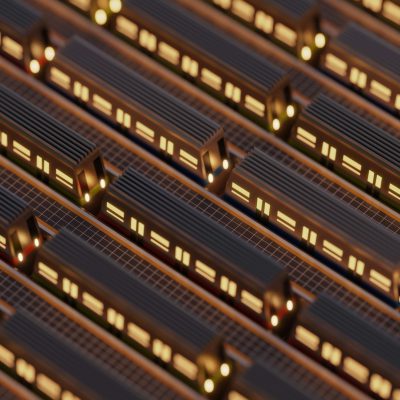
[290,294,400,399]
[347,0,400,29]
[291,94,400,210]
[33,229,232,398]
[101,167,295,331]
[0,0,54,74]
[48,37,230,187]
[0,85,108,207]
[102,0,295,132]
[0,186,41,268]
[207,0,326,62]
[225,148,400,303]
[0,309,146,400]
[321,23,400,114]
[226,361,314,400]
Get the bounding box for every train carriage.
[0,0,54,74]
[0,186,41,268]
[291,95,400,210]
[102,0,295,132]
[48,37,230,187]
[0,309,146,400]
[33,229,233,398]
[321,23,400,114]
[290,295,400,399]
[0,85,108,207]
[226,148,400,303]
[101,167,295,330]
[207,0,326,62]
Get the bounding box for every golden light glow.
[29,60,40,74]
[109,0,122,13]
[34,238,40,248]
[272,118,280,131]
[208,173,214,183]
[315,33,326,49]
[301,46,312,61]
[220,363,230,377]
[271,315,279,327]
[204,379,214,394]
[286,104,295,118]
[286,299,294,311]
[94,9,108,25]
[44,46,55,61]
[222,159,229,170]
[100,178,106,189]
[84,193,91,203]
[17,252,24,262]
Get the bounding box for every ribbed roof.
[124,0,288,93]
[0,311,145,400]
[334,23,400,80]
[303,95,400,169]
[57,37,220,147]
[0,85,96,165]
[41,230,218,353]
[0,186,31,227]
[300,295,400,379]
[234,149,400,266]
[255,0,318,20]
[0,0,42,35]
[109,168,285,288]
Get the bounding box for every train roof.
[0,186,32,228]
[0,0,43,36]
[109,168,286,289]
[56,37,221,148]
[40,230,220,355]
[302,94,400,170]
[299,295,400,381]
[123,0,288,93]
[233,362,314,400]
[0,310,145,400]
[334,23,400,80]
[0,85,97,166]
[233,148,400,266]
[254,0,319,21]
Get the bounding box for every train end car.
[0,85,108,209]
[0,0,54,74]
[207,0,326,62]
[0,308,146,400]
[290,94,400,210]
[100,167,295,332]
[225,148,400,304]
[0,186,41,269]
[47,36,231,188]
[101,0,296,134]
[321,23,400,114]
[33,229,233,398]
[226,361,314,400]
[290,294,400,399]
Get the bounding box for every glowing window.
[321,142,337,161]
[274,23,297,47]
[36,156,50,174]
[139,29,157,51]
[16,359,35,383]
[277,211,296,231]
[244,95,265,116]
[128,322,150,347]
[231,182,250,202]
[348,256,365,276]
[296,127,316,148]
[62,278,78,299]
[349,67,367,88]
[82,292,104,315]
[130,217,145,236]
[325,54,348,76]
[153,339,171,363]
[37,374,61,400]
[50,67,71,90]
[93,94,112,116]
[388,183,400,200]
[175,246,190,266]
[179,149,198,170]
[73,81,89,101]
[116,109,131,129]
[0,132,7,147]
[367,170,382,189]
[115,16,138,39]
[37,262,58,285]
[2,36,23,60]
[321,342,342,366]
[256,198,270,216]
[370,80,391,102]
[158,42,180,65]
[56,169,74,189]
[195,260,216,282]
[0,345,14,368]
[201,68,222,91]
[106,202,125,222]
[322,240,343,261]
[181,55,198,77]
[225,82,241,103]
[173,354,198,380]
[150,231,170,252]
[370,374,391,399]
[0,235,6,250]
[302,226,317,245]
[363,0,383,12]
[254,11,273,33]
[295,325,320,351]
[232,0,255,21]
[220,276,237,297]
[240,290,263,314]
[369,269,391,292]
[342,155,362,175]
[12,140,30,161]
[343,357,369,383]
[383,1,400,24]
[107,308,125,330]
[160,136,174,155]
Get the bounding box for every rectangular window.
[115,16,138,39]
[342,155,362,175]
[107,308,125,330]
[36,156,50,174]
[231,182,250,202]
[160,136,174,155]
[225,82,241,103]
[130,217,145,236]
[0,235,6,250]
[93,94,112,116]
[150,231,170,252]
[396,94,400,111]
[370,374,392,399]
[277,211,296,231]
[321,342,342,366]
[37,262,58,285]
[325,53,348,76]
[296,127,317,148]
[116,109,131,129]
[388,183,400,200]
[274,23,297,47]
[82,292,104,315]
[302,226,317,245]
[69,0,91,11]
[37,374,61,400]
[1,132,7,147]
[181,55,198,77]
[256,198,270,216]
[343,357,369,383]
[220,276,237,296]
[173,354,198,380]
[201,68,222,91]
[322,142,337,161]
[195,260,216,282]
[383,1,400,25]
[12,140,30,161]
[2,36,23,60]
[62,278,79,299]
[244,95,265,116]
[370,80,391,102]
[158,42,180,65]
[73,81,89,101]
[106,202,125,222]
[50,67,71,90]
[369,269,391,292]
[153,339,172,363]
[128,322,150,347]
[367,170,383,189]
[349,67,367,88]
[175,246,190,266]
[295,325,320,351]
[213,0,231,9]
[0,345,14,368]
[363,0,383,12]
[16,359,35,383]
[179,149,198,170]
[254,11,273,33]
[136,121,155,142]
[322,240,343,261]
[232,0,255,22]
[139,29,157,52]
[56,169,74,189]
[348,256,365,276]
[240,290,263,314]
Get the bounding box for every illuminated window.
[363,0,383,12]
[231,182,250,202]
[116,108,131,129]
[343,357,369,383]
[277,211,296,231]
[153,339,171,363]
[348,256,365,276]
[201,68,222,91]
[50,67,71,90]
[256,198,270,216]
[321,342,342,366]
[107,308,125,330]
[37,374,61,400]
[325,54,348,76]
[173,354,198,380]
[254,11,273,33]
[342,155,362,175]
[62,277,79,299]
[0,132,7,147]
[274,23,297,47]
[158,42,180,65]
[150,231,170,252]
[115,16,138,39]
[195,260,216,282]
[16,359,35,383]
[370,80,391,102]
[181,55,198,77]
[73,81,89,101]
[302,226,317,245]
[349,67,367,88]
[130,217,145,236]
[396,94,400,111]
[322,240,343,261]
[369,269,391,292]
[225,82,241,103]
[69,0,91,11]
[295,325,320,351]
[367,170,382,189]
[240,290,263,314]
[106,202,125,222]
[220,276,237,296]
[296,127,317,148]
[244,95,265,116]
[213,0,231,9]
[228,391,248,400]
[0,345,14,368]
[370,374,391,399]
[37,262,58,285]
[82,292,104,315]
[128,323,150,347]
[232,0,255,22]
[36,156,50,174]
[136,121,154,142]
[160,136,174,155]
[321,142,337,161]
[56,169,74,189]
[93,94,112,116]
[179,149,198,170]
[383,1,400,25]
[175,246,190,266]
[12,140,30,161]
[388,183,400,200]
[2,36,23,60]
[139,29,157,52]
[0,235,6,250]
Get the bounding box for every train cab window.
[37,374,61,400]
[225,82,241,103]
[321,342,342,366]
[160,136,174,155]
[139,29,157,52]
[321,142,337,161]
[37,156,50,174]
[73,81,89,102]
[62,278,79,299]
[0,132,7,147]
[301,226,317,245]
[363,0,383,12]
[350,67,367,89]
[274,23,297,47]
[256,198,271,217]
[115,16,139,40]
[130,217,145,236]
[295,326,320,351]
[153,339,172,363]
[388,183,400,200]
[181,55,199,77]
[367,170,382,188]
[0,345,14,368]
[173,354,198,380]
[2,36,23,60]
[12,140,30,161]
[106,202,125,222]
[150,231,170,252]
[244,95,265,117]
[369,269,391,292]
[370,80,392,102]
[16,358,35,383]
[38,262,58,285]
[325,54,348,77]
[348,256,365,276]
[383,1,400,24]
[0,235,6,249]
[220,276,237,296]
[296,127,317,148]
[116,109,131,129]
[82,292,104,315]
[254,11,273,34]
[343,357,369,383]
[370,374,392,399]
[128,322,150,348]
[107,308,125,330]
[342,155,362,175]
[195,260,216,282]
[175,246,190,266]
[231,0,255,22]
[158,42,180,65]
